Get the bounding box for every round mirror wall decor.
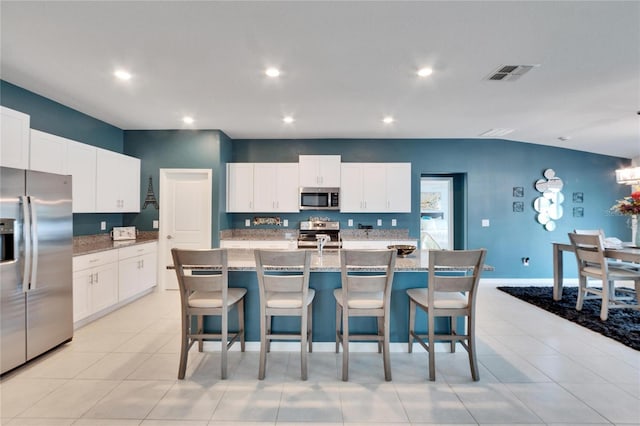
[533,169,564,231]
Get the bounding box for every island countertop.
[172,249,492,272]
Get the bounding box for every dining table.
[552,242,640,300]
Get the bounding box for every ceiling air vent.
[486,65,536,82]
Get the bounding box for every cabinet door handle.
[94,272,99,284]
[89,274,93,284]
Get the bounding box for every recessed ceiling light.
[265,67,280,77]
[283,116,294,124]
[114,69,132,81]
[417,68,433,77]
[382,116,395,124]
[182,116,194,124]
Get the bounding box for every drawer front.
[119,242,157,260]
[220,240,251,249]
[73,249,119,271]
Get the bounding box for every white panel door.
[159,169,212,290]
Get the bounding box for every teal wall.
[230,138,632,279]
[123,130,231,247]
[1,80,125,235]
[1,80,634,279]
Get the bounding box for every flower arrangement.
[611,191,640,216]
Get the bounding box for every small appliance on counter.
[111,226,137,241]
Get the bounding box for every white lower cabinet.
[73,242,157,326]
[220,240,297,249]
[72,250,119,323]
[118,242,157,301]
[342,239,418,250]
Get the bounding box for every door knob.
[167,235,173,239]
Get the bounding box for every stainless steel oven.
[297,220,341,249]
[299,187,340,210]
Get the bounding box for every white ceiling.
[1,1,639,159]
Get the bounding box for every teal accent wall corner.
[123,129,230,247]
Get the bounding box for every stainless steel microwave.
[299,187,340,210]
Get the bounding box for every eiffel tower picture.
[143,175,159,210]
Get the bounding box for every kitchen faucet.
[316,234,331,256]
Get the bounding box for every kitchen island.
[178,249,491,344]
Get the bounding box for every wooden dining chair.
[407,249,486,381]
[574,229,639,272]
[171,248,246,379]
[568,232,640,321]
[334,249,396,381]
[254,249,314,380]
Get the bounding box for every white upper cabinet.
[29,129,68,175]
[227,163,254,212]
[385,163,412,212]
[95,148,141,212]
[253,163,299,212]
[340,162,411,213]
[227,163,299,212]
[67,140,97,213]
[1,106,30,169]
[298,155,341,187]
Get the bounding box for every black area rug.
[497,286,640,351]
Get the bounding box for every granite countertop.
[220,229,416,242]
[74,231,159,256]
[170,248,492,273]
[220,229,298,241]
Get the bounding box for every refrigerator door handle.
[19,195,32,293]
[28,196,38,289]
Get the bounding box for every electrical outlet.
[391,219,397,227]
[245,219,251,227]
[100,221,106,231]
[377,219,382,226]
[482,219,490,227]
[283,219,289,227]
[152,220,159,229]
[348,219,353,227]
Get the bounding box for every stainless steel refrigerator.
[1,166,73,375]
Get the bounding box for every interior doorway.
[159,169,212,290]
[420,177,453,249]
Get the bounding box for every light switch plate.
[348,219,353,227]
[245,219,251,227]
[391,219,397,226]
[482,219,490,227]
[377,219,382,226]
[283,219,289,227]
[100,221,106,231]
[152,220,159,229]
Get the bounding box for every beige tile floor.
[1,282,638,425]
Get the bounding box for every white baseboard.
[202,341,453,353]
[480,278,578,286]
